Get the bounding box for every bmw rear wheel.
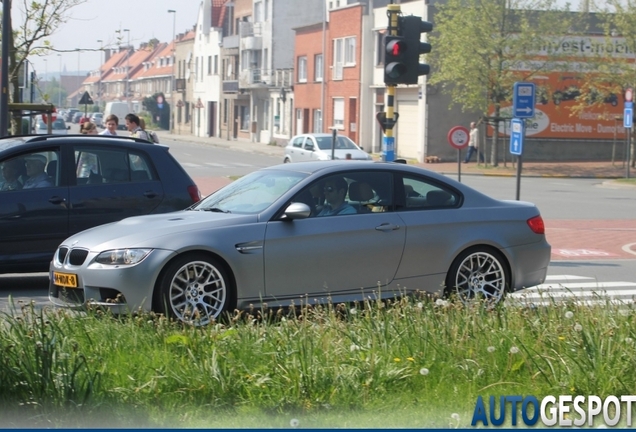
[156,254,234,326]
[446,248,509,305]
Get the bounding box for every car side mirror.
[282,202,311,220]
[67,126,71,130]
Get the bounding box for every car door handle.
[375,223,400,232]
[48,196,66,205]
[143,190,158,198]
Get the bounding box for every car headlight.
[95,249,152,265]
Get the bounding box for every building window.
[333,39,343,80]
[333,37,356,80]
[240,105,250,130]
[315,54,323,82]
[345,37,356,65]
[214,55,218,75]
[333,98,344,129]
[298,56,307,83]
[208,56,212,75]
[313,109,322,133]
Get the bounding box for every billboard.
[489,36,631,140]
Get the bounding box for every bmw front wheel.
[446,248,509,305]
[156,254,234,326]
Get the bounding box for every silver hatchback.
[283,133,373,163]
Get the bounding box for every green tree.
[429,0,581,165]
[590,1,636,167]
[1,0,87,133]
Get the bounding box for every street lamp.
[124,29,130,108]
[168,9,176,134]
[97,39,103,109]
[43,59,48,98]
[57,54,62,108]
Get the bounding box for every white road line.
[511,289,636,299]
[623,242,636,256]
[180,162,201,167]
[544,275,593,281]
[231,163,254,167]
[528,281,636,290]
[204,162,225,167]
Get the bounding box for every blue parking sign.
[625,107,633,129]
[513,82,536,118]
[510,118,524,156]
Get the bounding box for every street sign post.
[447,125,469,182]
[509,118,524,156]
[510,118,524,200]
[625,89,633,179]
[513,82,536,119]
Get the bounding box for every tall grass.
[1,294,635,428]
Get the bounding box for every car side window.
[292,137,304,148]
[399,176,459,210]
[291,171,393,217]
[128,152,155,181]
[74,147,154,185]
[303,138,315,151]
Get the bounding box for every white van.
[103,102,131,126]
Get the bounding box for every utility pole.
[1,0,11,136]
[168,9,176,134]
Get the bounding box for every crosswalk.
[507,275,636,307]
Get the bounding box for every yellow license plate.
[53,272,78,288]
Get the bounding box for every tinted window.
[399,175,459,210]
[75,147,156,185]
[315,135,358,150]
[1,150,60,190]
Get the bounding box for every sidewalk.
[154,130,634,180]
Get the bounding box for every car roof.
[0,135,166,154]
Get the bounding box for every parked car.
[283,133,373,163]
[64,109,80,122]
[72,112,84,123]
[90,112,104,127]
[49,161,551,326]
[78,116,92,126]
[0,135,201,274]
[34,118,70,135]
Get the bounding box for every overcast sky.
[15,0,201,79]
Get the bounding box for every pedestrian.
[124,113,151,142]
[99,114,119,136]
[80,121,98,135]
[464,121,484,164]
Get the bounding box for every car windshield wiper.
[200,207,231,213]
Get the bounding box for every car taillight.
[188,185,201,203]
[527,215,545,234]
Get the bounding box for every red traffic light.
[387,39,406,56]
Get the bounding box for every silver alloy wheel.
[168,260,227,326]
[449,251,506,304]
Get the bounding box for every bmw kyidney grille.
[68,248,89,266]
[57,247,69,264]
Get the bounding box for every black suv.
[0,135,201,273]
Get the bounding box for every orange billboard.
[490,72,627,139]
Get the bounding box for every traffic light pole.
[382,4,400,162]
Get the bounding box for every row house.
[133,42,174,108]
[172,29,196,134]
[218,0,324,144]
[81,48,128,108]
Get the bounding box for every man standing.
[125,113,151,142]
[464,121,484,163]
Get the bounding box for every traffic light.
[384,34,408,85]
[400,15,433,84]
[383,16,433,85]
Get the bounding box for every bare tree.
[2,0,87,133]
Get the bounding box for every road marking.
[204,162,225,167]
[623,242,636,256]
[552,248,618,257]
[509,275,636,307]
[180,162,201,167]
[231,163,254,167]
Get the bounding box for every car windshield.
[193,170,307,214]
[37,119,66,130]
[315,136,358,150]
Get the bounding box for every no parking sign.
[447,126,469,149]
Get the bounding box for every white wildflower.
[290,418,300,428]
[565,311,574,319]
[509,346,520,354]
[487,346,496,353]
[419,368,429,376]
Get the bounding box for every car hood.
[63,210,260,250]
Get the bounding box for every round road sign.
[447,125,469,149]
[41,107,57,124]
[626,88,633,103]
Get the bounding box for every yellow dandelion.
[558,336,565,340]
[394,357,401,362]
[407,357,415,362]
